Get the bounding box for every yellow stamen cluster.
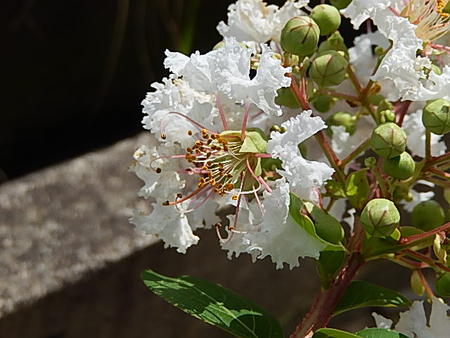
[401,0,450,42]
[184,129,249,196]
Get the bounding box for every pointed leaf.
[334,281,411,316]
[357,328,408,338]
[313,328,361,338]
[141,270,283,338]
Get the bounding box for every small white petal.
[131,206,199,254]
[372,312,393,330]
[217,0,308,43]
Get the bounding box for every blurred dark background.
[1,0,357,184]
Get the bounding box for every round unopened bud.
[311,4,341,36]
[382,151,415,180]
[327,112,357,134]
[281,16,320,56]
[411,200,445,231]
[275,87,299,108]
[422,99,450,135]
[370,122,407,159]
[361,198,400,237]
[309,51,348,87]
[329,0,352,9]
[312,94,335,113]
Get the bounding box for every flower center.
[400,0,450,42]
[162,128,270,207]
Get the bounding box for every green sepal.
[289,193,345,251]
[333,281,411,316]
[304,202,345,244]
[345,169,370,209]
[141,270,284,338]
[240,130,268,153]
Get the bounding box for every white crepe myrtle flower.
[267,111,335,202]
[343,0,450,101]
[163,38,291,117]
[373,297,450,337]
[403,109,447,158]
[221,179,326,269]
[217,0,308,43]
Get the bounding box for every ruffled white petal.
[130,206,199,254]
[163,39,290,116]
[131,143,185,200]
[217,0,308,43]
[375,297,450,337]
[342,0,450,101]
[268,111,334,202]
[246,179,326,269]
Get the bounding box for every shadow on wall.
[0,0,231,182]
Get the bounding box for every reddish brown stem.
[290,253,364,337]
[404,249,450,272]
[427,167,450,178]
[395,100,411,126]
[399,222,450,245]
[289,74,345,183]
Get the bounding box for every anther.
[162,201,170,206]
[160,134,167,140]
[156,168,162,173]
[187,130,193,136]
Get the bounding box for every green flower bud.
[360,198,400,238]
[311,4,341,36]
[422,99,450,135]
[370,122,407,159]
[318,31,348,55]
[374,46,385,56]
[410,270,425,296]
[379,110,396,124]
[436,272,450,297]
[281,16,320,56]
[444,188,450,205]
[275,87,299,108]
[379,110,395,123]
[312,94,335,113]
[377,99,393,112]
[411,200,445,231]
[327,112,357,134]
[309,51,348,87]
[433,234,447,264]
[382,151,415,179]
[364,157,377,168]
[329,0,352,10]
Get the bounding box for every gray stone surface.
[0,134,156,317]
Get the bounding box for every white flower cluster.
[131,0,449,270]
[131,0,337,269]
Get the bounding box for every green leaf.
[313,328,360,338]
[141,270,283,338]
[305,202,345,244]
[357,328,408,338]
[436,272,450,297]
[345,170,370,209]
[317,250,346,288]
[240,131,267,153]
[334,281,411,316]
[289,194,344,251]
